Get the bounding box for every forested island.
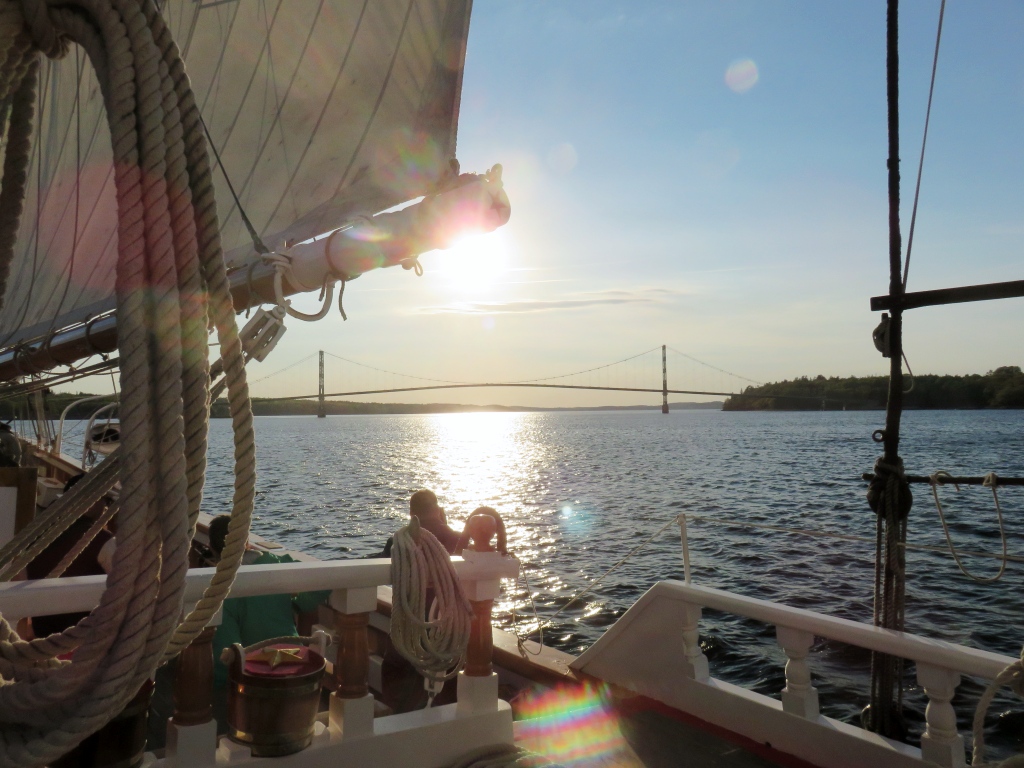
[723,366,1024,411]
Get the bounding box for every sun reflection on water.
[415,412,606,640]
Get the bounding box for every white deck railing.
[572,579,1018,768]
[2,554,520,768]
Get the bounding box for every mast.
[865,0,911,740]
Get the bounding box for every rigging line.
[902,0,946,289]
[263,0,370,230]
[522,517,681,637]
[48,48,84,332]
[509,347,662,384]
[0,60,50,351]
[30,59,85,267]
[332,0,416,198]
[232,0,326,228]
[199,112,268,254]
[197,0,243,118]
[322,351,465,385]
[212,0,283,189]
[247,352,319,384]
[682,512,1024,566]
[41,65,119,308]
[667,347,761,385]
[179,0,203,60]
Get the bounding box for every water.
[202,410,1024,757]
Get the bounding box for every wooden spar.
[0,262,281,384]
[871,278,1024,312]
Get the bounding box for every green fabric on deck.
[212,551,330,687]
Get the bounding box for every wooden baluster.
[329,587,377,740]
[917,663,966,768]
[681,602,709,682]
[776,626,819,719]
[166,622,218,766]
[464,598,494,677]
[457,512,504,714]
[173,626,216,726]
[335,611,370,699]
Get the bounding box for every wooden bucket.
[226,642,325,757]
[51,679,153,768]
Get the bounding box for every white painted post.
[329,587,378,741]
[917,662,966,768]
[776,625,819,720]
[680,602,709,682]
[677,514,691,585]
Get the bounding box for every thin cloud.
[420,288,682,315]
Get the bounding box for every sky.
[79,1,1024,407]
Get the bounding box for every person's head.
[207,515,232,559]
[0,422,19,468]
[410,489,442,521]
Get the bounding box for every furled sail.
[0,0,471,349]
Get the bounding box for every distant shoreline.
[210,399,725,417]
[723,367,1024,411]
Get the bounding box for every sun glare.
[431,229,510,295]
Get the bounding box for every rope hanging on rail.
[0,0,256,764]
[389,518,472,706]
[971,647,1024,767]
[928,471,1009,583]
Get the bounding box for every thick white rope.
[971,647,1024,767]
[928,471,1009,583]
[0,0,255,763]
[389,518,472,704]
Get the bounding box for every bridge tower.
[317,350,326,418]
[661,345,669,414]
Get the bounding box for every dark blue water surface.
[203,410,1023,757]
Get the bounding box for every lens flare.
[725,59,759,93]
[515,683,627,767]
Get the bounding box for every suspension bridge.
[245,346,772,416]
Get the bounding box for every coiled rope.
[0,0,255,764]
[971,647,1024,767]
[389,518,472,705]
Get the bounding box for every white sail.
[0,0,471,347]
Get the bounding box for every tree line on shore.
[723,366,1024,411]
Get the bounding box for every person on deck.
[383,489,461,556]
[208,515,330,688]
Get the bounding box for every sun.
[430,229,510,296]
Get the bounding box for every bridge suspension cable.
[508,347,662,384]
[666,347,762,386]
[248,353,319,385]
[243,344,772,405]
[323,352,466,385]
